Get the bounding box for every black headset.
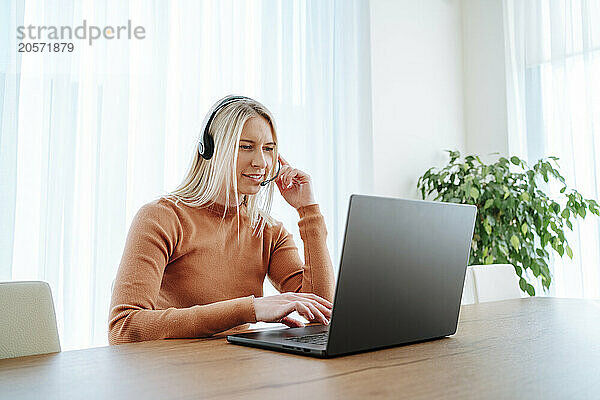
[198,95,281,187]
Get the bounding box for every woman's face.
[236,116,276,196]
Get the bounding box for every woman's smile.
[242,173,264,183]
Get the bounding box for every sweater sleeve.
[266,204,335,302]
[108,202,256,345]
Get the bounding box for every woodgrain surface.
[1,298,599,400]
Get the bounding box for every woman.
[108,95,335,344]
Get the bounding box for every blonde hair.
[164,96,278,237]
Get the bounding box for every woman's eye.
[240,145,252,150]
[264,147,274,152]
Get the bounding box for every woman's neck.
[215,193,246,207]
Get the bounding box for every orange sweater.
[108,198,335,344]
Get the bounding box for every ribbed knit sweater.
[108,198,335,344]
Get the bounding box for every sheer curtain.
[0,0,373,350]
[503,0,600,298]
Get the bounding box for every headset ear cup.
[199,94,251,160]
[201,132,215,160]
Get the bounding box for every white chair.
[0,281,61,359]
[461,264,522,304]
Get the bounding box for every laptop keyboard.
[285,332,329,345]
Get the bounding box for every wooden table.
[1,298,599,399]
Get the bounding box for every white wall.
[369,0,511,198]
[462,0,508,162]
[369,0,466,199]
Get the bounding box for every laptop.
[227,194,477,358]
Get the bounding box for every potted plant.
[417,150,599,295]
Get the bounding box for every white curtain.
[0,0,373,350]
[503,0,600,298]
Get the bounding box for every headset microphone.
[260,160,281,187]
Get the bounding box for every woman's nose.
[251,150,268,168]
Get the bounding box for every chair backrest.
[468,264,522,303]
[0,281,61,359]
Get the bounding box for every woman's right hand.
[253,293,333,328]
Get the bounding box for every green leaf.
[566,219,573,230]
[514,265,523,276]
[536,248,545,257]
[578,206,586,218]
[566,245,573,259]
[541,232,549,248]
[510,156,520,165]
[519,277,527,292]
[483,220,492,235]
[447,150,460,161]
[526,284,535,296]
[521,192,530,202]
[561,208,570,219]
[521,223,528,235]
[510,235,520,250]
[470,187,479,201]
[485,255,494,265]
[530,260,540,276]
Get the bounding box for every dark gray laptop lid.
[326,195,477,356]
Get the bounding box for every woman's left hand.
[275,154,316,210]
